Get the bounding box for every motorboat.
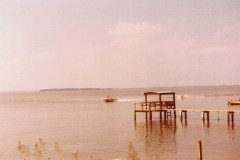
[102,96,117,102]
[228,100,240,105]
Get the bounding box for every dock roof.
[144,91,175,95]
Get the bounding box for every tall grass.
[128,142,140,160]
[17,139,139,160]
[17,138,80,160]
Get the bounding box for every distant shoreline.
[40,88,112,92]
[39,85,240,92]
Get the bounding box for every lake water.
[0,86,240,159]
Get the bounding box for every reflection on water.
[228,120,235,130]
[134,120,177,159]
[180,119,188,127]
[202,119,210,127]
[134,117,239,160]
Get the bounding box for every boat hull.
[228,101,240,105]
[104,99,117,102]
[102,97,117,102]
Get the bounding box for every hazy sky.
[0,0,240,91]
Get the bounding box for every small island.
[40,88,112,92]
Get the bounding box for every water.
[0,86,240,159]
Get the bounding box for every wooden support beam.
[180,110,187,120]
[160,110,163,119]
[202,111,210,121]
[149,111,152,120]
[197,140,203,160]
[227,111,234,122]
[174,110,177,119]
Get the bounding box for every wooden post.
[201,112,204,120]
[134,111,136,120]
[164,111,167,119]
[227,111,234,122]
[149,111,152,120]
[197,140,203,160]
[232,112,234,122]
[207,111,209,121]
[227,112,230,121]
[180,110,187,120]
[202,111,210,121]
[173,93,176,119]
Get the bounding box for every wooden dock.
[134,91,177,119]
[134,107,240,122]
[134,91,240,123]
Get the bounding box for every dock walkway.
[134,105,240,122]
[134,91,240,123]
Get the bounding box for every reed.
[54,142,66,160]
[17,141,31,160]
[17,139,140,160]
[17,139,80,160]
[128,142,140,160]
[71,152,80,160]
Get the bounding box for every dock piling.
[134,97,239,123]
[180,110,187,120]
[202,111,210,121]
[197,140,203,160]
[227,111,234,122]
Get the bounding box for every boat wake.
[117,98,143,102]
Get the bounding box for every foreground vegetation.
[17,138,139,160]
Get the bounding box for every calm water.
[0,86,240,159]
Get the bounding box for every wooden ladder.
[166,110,172,117]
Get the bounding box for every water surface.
[0,86,239,159]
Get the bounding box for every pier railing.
[134,101,177,120]
[134,102,240,123]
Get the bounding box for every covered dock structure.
[134,91,176,120]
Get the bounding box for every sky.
[0,0,240,91]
